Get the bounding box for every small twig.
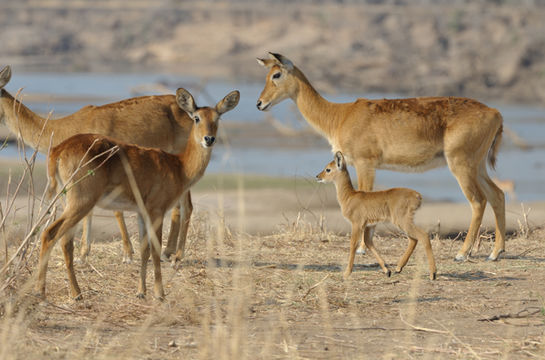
[314,335,358,349]
[478,307,542,322]
[42,301,77,314]
[515,247,540,258]
[87,262,104,278]
[399,312,448,334]
[301,274,330,300]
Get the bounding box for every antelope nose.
[256,100,262,110]
[204,136,215,146]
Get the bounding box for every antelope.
[35,88,240,300]
[257,52,505,262]
[317,152,437,280]
[0,65,193,264]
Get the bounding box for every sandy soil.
[1,151,545,358]
[1,193,545,359]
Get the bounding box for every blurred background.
[1,0,544,202]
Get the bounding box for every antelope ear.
[176,88,197,115]
[335,151,345,170]
[257,58,276,68]
[216,90,240,115]
[0,65,12,89]
[268,52,294,71]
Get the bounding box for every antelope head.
[316,151,347,183]
[256,52,297,111]
[176,88,240,148]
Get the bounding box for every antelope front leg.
[344,225,363,279]
[137,213,165,300]
[173,191,192,264]
[162,204,181,261]
[150,213,165,300]
[355,162,377,255]
[137,215,149,299]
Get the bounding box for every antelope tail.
[488,118,503,171]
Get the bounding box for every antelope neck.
[179,132,212,186]
[334,171,357,207]
[291,68,344,140]
[1,89,52,152]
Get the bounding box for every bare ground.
[1,181,545,359]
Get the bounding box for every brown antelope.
[0,65,193,264]
[35,88,239,300]
[257,52,505,262]
[317,152,437,280]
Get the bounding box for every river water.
[1,71,544,202]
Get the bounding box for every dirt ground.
[1,180,545,359]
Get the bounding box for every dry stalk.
[398,312,448,335]
[0,201,5,265]
[517,203,532,239]
[119,153,161,257]
[301,274,329,300]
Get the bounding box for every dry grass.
[1,153,545,359]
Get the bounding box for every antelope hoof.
[73,294,83,301]
[356,248,366,255]
[171,258,181,269]
[122,256,132,264]
[343,271,351,280]
[161,253,172,262]
[385,269,391,277]
[486,249,504,262]
[395,267,402,274]
[430,272,437,281]
[136,293,146,299]
[454,253,468,262]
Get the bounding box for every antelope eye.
[194,116,200,123]
[326,168,331,173]
[272,72,281,79]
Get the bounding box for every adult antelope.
[0,65,192,263]
[317,152,436,280]
[35,88,239,300]
[257,53,505,262]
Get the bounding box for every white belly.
[377,155,447,173]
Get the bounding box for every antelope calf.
[35,88,240,300]
[317,152,437,280]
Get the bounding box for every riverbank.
[1,1,545,105]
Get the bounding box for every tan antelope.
[317,152,436,280]
[257,52,505,262]
[35,88,239,300]
[0,65,193,263]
